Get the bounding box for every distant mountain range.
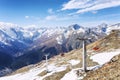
[0,22,120,75]
[0,24,120,80]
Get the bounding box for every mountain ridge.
[0,22,120,76]
[0,28,120,80]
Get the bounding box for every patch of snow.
[61,69,77,80]
[106,24,120,34]
[90,49,120,65]
[64,30,71,39]
[40,71,54,80]
[61,65,102,80]
[55,66,66,72]
[68,60,80,66]
[47,64,66,72]
[22,30,33,38]
[56,35,63,45]
[0,35,11,46]
[0,67,45,80]
[77,28,85,34]
[29,32,34,37]
[87,65,102,71]
[0,64,67,80]
[47,64,56,72]
[40,64,67,80]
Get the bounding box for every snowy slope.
[106,23,120,34]
[90,49,120,65]
[0,49,119,80]
[61,69,78,80]
[61,50,120,80]
[0,63,67,80]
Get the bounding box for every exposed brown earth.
[83,54,120,80]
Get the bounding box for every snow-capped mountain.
[0,22,113,55]
[0,22,118,56]
[0,22,120,76]
[0,23,38,57]
[106,23,120,34]
[0,29,120,80]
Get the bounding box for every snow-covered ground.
[46,64,67,73]
[0,49,120,80]
[61,49,120,80]
[0,64,66,80]
[60,69,78,80]
[90,49,120,65]
[61,65,101,80]
[68,59,80,66]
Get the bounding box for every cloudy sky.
[0,0,120,27]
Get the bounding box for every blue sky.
[0,0,120,27]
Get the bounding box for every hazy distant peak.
[68,24,83,30]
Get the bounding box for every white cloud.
[25,16,29,19]
[25,16,41,21]
[62,0,93,10]
[45,15,57,20]
[45,14,80,21]
[48,8,54,14]
[62,0,120,14]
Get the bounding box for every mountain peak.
[0,22,18,28]
[68,24,82,30]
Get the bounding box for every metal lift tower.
[77,38,91,72]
